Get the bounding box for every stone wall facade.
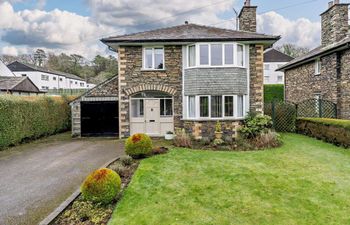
[249,44,264,114]
[238,6,257,33]
[285,50,350,119]
[321,3,349,47]
[118,46,183,138]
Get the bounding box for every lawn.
[109,134,350,225]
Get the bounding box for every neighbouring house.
[0,59,16,77]
[7,61,87,92]
[0,76,42,96]
[70,0,280,138]
[263,48,293,84]
[278,0,350,119]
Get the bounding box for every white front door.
[145,99,161,136]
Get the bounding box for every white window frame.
[185,95,247,120]
[315,58,321,75]
[186,42,245,68]
[41,74,49,81]
[160,98,173,117]
[142,47,165,70]
[187,96,197,119]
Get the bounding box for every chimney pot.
[245,0,251,6]
[185,21,189,25]
[328,1,334,8]
[334,0,340,4]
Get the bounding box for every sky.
[0,0,348,59]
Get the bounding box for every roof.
[7,61,84,81]
[101,23,280,44]
[0,77,41,93]
[277,37,350,71]
[264,48,294,63]
[0,59,16,77]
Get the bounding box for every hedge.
[296,118,350,148]
[264,84,284,103]
[0,96,72,150]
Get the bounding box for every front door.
[145,99,160,136]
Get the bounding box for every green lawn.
[109,134,350,225]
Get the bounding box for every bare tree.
[277,44,310,58]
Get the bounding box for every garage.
[80,101,119,137]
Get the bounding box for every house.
[7,61,87,92]
[263,48,293,84]
[0,59,16,77]
[278,0,350,119]
[70,0,280,138]
[0,76,42,96]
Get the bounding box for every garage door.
[81,101,119,137]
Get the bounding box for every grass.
[109,134,350,225]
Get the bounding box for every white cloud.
[257,11,321,49]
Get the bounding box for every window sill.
[182,118,244,122]
[141,69,166,72]
[185,65,246,69]
[314,73,321,76]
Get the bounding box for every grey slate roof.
[101,23,280,44]
[7,61,84,81]
[0,76,41,93]
[264,48,294,63]
[277,37,350,71]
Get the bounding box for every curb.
[39,157,120,225]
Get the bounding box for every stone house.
[70,0,280,139]
[278,0,350,119]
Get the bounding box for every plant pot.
[215,132,223,140]
[165,134,174,140]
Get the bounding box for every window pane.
[188,96,196,118]
[224,44,234,65]
[237,45,244,66]
[211,44,223,66]
[199,96,209,117]
[224,96,234,117]
[200,45,209,65]
[189,45,196,67]
[211,96,222,118]
[145,48,153,69]
[155,48,164,69]
[132,99,144,117]
[237,95,244,117]
[161,99,172,116]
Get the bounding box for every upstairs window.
[315,59,321,75]
[41,74,49,81]
[188,45,196,67]
[211,44,223,66]
[224,44,234,65]
[237,44,244,67]
[199,44,209,65]
[144,47,164,70]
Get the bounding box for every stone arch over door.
[124,84,177,96]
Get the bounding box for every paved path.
[0,133,124,225]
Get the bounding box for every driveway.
[0,133,124,225]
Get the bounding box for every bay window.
[143,47,164,70]
[186,95,246,119]
[187,42,244,67]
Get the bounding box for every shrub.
[297,118,350,148]
[173,129,192,148]
[119,155,133,166]
[252,130,282,149]
[213,139,224,146]
[81,168,121,204]
[152,147,169,155]
[239,113,273,139]
[264,84,284,103]
[109,163,128,177]
[0,95,72,150]
[215,121,222,133]
[125,133,153,158]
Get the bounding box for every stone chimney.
[321,0,350,46]
[238,0,257,32]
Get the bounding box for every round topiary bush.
[81,168,121,204]
[125,133,153,158]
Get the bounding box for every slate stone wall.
[249,44,264,114]
[238,6,257,33]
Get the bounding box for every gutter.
[278,42,350,72]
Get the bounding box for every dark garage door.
[81,101,119,137]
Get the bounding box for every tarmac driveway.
[0,133,124,225]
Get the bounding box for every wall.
[264,62,287,84]
[249,44,264,114]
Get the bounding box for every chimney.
[238,0,257,32]
[321,0,350,46]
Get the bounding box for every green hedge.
[296,118,350,148]
[0,96,71,149]
[264,84,284,103]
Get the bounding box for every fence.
[264,99,338,132]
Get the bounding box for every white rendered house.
[0,59,16,77]
[263,49,294,84]
[7,61,87,91]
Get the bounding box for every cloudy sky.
[0,0,346,59]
